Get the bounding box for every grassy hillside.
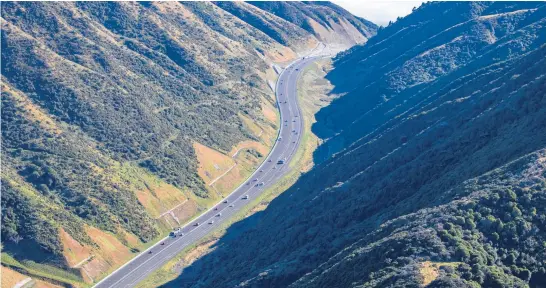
[0,1,376,285]
[247,1,378,48]
[162,2,546,287]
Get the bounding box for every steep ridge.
[0,1,376,285]
[164,2,546,287]
[247,1,378,48]
[314,1,545,161]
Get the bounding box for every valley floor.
[134,59,335,288]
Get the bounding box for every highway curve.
[94,54,325,288]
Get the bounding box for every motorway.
[94,55,324,288]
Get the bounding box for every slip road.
[94,55,323,288]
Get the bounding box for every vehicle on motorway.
[293,141,296,143]
[277,159,285,164]
[194,222,200,226]
[224,200,228,203]
[284,101,288,103]
[268,159,272,162]
[293,120,296,122]
[209,220,214,224]
[161,242,165,245]
[216,213,221,217]
[254,182,264,187]
[149,250,153,254]
[253,178,258,181]
[278,137,282,141]
[229,204,234,207]
[170,228,182,237]
[243,195,249,199]
[296,68,299,71]
[260,169,263,172]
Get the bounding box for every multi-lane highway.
[94,54,324,288]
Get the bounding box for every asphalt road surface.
[94,55,323,288]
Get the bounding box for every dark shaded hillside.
[0,1,375,284]
[164,2,546,287]
[314,1,546,162]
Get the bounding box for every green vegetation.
[248,1,377,40]
[1,1,377,284]
[136,59,333,288]
[1,253,84,286]
[160,2,546,287]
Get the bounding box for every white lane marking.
[136,59,312,286]
[106,60,307,288]
[104,57,321,288]
[109,191,244,287]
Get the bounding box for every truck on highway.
[169,227,182,237]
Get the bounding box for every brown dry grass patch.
[1,266,29,288]
[261,101,278,123]
[419,261,462,286]
[193,142,236,184]
[85,227,131,266]
[59,228,92,268]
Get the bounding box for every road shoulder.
[134,58,335,288]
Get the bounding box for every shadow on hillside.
[161,24,546,287]
[159,169,315,287]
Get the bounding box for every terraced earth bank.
[0,1,376,286]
